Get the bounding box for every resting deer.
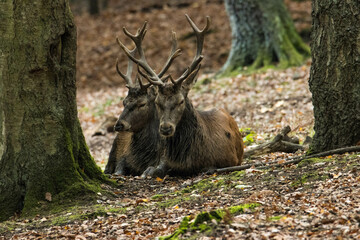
[121,15,244,176]
[104,22,181,175]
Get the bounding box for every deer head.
[142,15,210,137]
[114,21,181,132]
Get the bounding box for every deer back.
[161,96,244,175]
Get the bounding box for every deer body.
[104,131,132,174]
[105,87,163,175]
[153,84,244,176]
[118,107,162,175]
[164,102,243,174]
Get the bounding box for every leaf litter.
[2,1,360,239]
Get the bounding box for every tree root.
[243,125,304,158]
[211,145,360,174]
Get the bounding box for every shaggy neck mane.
[165,98,201,164]
[130,104,161,173]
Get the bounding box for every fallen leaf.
[45,192,52,202]
[156,177,163,182]
[277,159,286,164]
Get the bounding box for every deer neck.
[129,102,161,173]
[164,98,201,165]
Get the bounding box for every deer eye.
[179,100,184,105]
[138,103,146,109]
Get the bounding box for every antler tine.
[185,14,210,65]
[137,64,164,86]
[176,55,203,85]
[161,74,171,83]
[115,42,137,88]
[158,31,182,78]
[187,64,202,83]
[120,21,164,85]
[172,15,209,87]
[136,74,151,90]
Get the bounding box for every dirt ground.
[2,151,359,239]
[2,1,360,239]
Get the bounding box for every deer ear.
[181,64,201,93]
[148,85,158,97]
[181,82,192,96]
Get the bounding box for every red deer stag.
[104,22,181,175]
[138,15,244,176]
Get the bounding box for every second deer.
[105,21,180,175]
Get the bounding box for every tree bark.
[219,0,310,76]
[309,0,360,153]
[0,0,106,221]
[89,0,100,15]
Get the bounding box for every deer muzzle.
[159,122,175,137]
[114,120,131,132]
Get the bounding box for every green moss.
[291,175,307,187]
[151,194,165,200]
[157,171,247,210]
[291,172,329,188]
[217,63,288,79]
[0,222,15,235]
[229,170,246,178]
[134,205,148,213]
[0,204,128,236]
[22,183,95,217]
[268,215,283,221]
[159,203,260,240]
[51,207,108,225]
[297,157,331,167]
[157,196,193,209]
[228,203,260,214]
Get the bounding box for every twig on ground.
[243,125,304,158]
[211,146,360,174]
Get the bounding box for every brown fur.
[154,84,244,175]
[104,87,162,175]
[104,131,132,174]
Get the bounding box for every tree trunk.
[308,0,360,153]
[89,0,100,15]
[219,0,310,76]
[102,0,109,9]
[0,0,106,221]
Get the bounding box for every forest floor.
[1,1,360,239]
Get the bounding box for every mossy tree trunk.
[219,0,310,76]
[308,0,360,153]
[0,0,106,221]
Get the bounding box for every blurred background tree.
[218,0,310,77]
[89,0,100,15]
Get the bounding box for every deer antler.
[117,16,209,88]
[115,45,137,88]
[171,14,210,87]
[158,31,182,78]
[136,74,151,91]
[117,21,181,86]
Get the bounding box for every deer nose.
[114,120,130,132]
[160,123,175,137]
